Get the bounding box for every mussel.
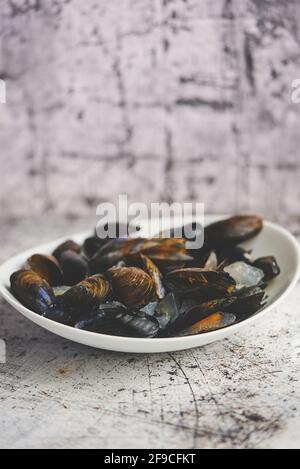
[105,310,160,338]
[90,237,180,273]
[61,274,110,320]
[74,302,127,332]
[26,254,64,287]
[75,310,107,332]
[253,257,280,281]
[176,312,236,337]
[60,250,90,285]
[43,306,73,325]
[169,297,236,332]
[10,270,56,315]
[225,286,267,320]
[108,266,156,309]
[52,240,81,261]
[89,238,137,273]
[118,253,165,300]
[142,238,192,262]
[205,215,263,247]
[166,268,236,299]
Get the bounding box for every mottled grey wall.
[1,0,300,222]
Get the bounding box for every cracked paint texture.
[0,0,300,225]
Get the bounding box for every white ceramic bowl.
[0,216,299,353]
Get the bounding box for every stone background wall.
[1,0,300,227]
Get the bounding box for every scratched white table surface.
[0,217,299,450]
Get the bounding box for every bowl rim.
[0,217,299,348]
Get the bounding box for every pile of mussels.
[10,216,280,338]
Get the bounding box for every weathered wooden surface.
[0,217,299,449]
[1,0,300,221]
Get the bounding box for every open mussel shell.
[86,220,132,260]
[153,259,187,275]
[169,297,236,332]
[52,240,81,261]
[60,250,90,286]
[108,266,156,309]
[205,215,263,247]
[10,270,56,315]
[61,274,110,320]
[253,256,280,281]
[26,254,64,287]
[176,312,236,337]
[90,237,192,273]
[225,286,267,320]
[166,268,236,299]
[143,238,193,262]
[89,238,135,273]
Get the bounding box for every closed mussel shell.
[75,310,107,332]
[61,274,110,320]
[52,240,81,261]
[205,215,263,247]
[75,302,128,333]
[170,297,236,332]
[60,250,90,286]
[26,254,64,287]
[10,270,56,315]
[43,306,73,326]
[253,256,280,281]
[107,310,160,338]
[108,266,156,309]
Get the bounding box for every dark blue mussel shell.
[10,270,57,316]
